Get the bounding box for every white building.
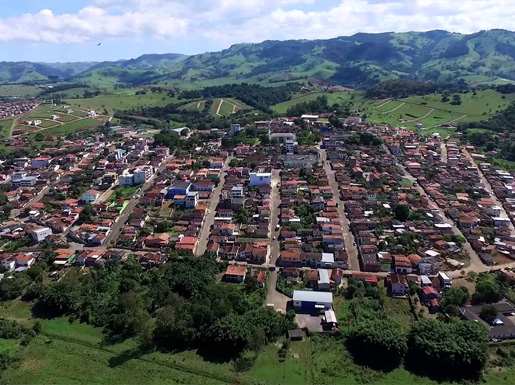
[30,227,52,242]
[119,168,152,186]
[1,257,15,271]
[249,172,271,187]
[285,139,296,154]
[185,191,199,208]
[81,189,100,204]
[230,123,241,135]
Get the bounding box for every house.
[82,189,100,204]
[394,255,412,274]
[293,290,333,313]
[1,255,16,271]
[15,253,35,268]
[389,273,408,296]
[142,233,170,248]
[420,286,439,302]
[168,181,192,197]
[438,271,452,288]
[225,264,247,283]
[185,191,198,209]
[418,257,441,275]
[250,172,271,186]
[317,269,331,291]
[31,156,51,168]
[30,226,52,242]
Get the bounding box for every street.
[265,169,291,311]
[462,149,515,236]
[195,156,234,256]
[319,147,360,271]
[387,146,485,271]
[104,154,173,246]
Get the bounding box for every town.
[0,92,515,383]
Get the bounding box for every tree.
[348,318,407,368]
[79,204,97,223]
[0,273,31,300]
[394,204,410,222]
[407,319,488,380]
[442,286,470,307]
[475,273,502,303]
[451,94,462,105]
[234,209,251,224]
[479,304,498,325]
[248,328,266,356]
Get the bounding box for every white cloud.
[0,0,513,46]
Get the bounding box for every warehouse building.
[293,290,333,313]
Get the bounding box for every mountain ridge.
[1,30,515,88]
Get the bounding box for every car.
[275,225,280,231]
[268,266,276,271]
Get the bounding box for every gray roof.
[293,290,333,303]
[171,181,191,189]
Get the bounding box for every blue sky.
[0,0,513,62]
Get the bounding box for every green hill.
[151,29,515,89]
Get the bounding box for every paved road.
[265,169,290,312]
[462,149,515,236]
[389,147,485,271]
[196,156,234,256]
[104,155,173,246]
[319,148,360,270]
[440,141,448,164]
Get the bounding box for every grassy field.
[271,91,356,114]
[0,84,41,98]
[0,300,312,385]
[179,97,251,116]
[0,298,513,384]
[27,118,102,138]
[66,91,177,115]
[363,89,514,131]
[0,118,14,140]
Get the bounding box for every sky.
[0,0,514,62]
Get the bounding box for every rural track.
[381,102,405,114]
[374,98,392,109]
[403,108,434,123]
[422,114,467,129]
[215,99,224,116]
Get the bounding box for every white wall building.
[30,227,52,242]
[82,190,100,204]
[249,172,271,187]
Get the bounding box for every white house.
[390,273,408,296]
[1,257,16,271]
[249,172,271,187]
[82,189,100,204]
[30,227,52,242]
[230,123,241,135]
[185,191,198,209]
[31,156,51,168]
